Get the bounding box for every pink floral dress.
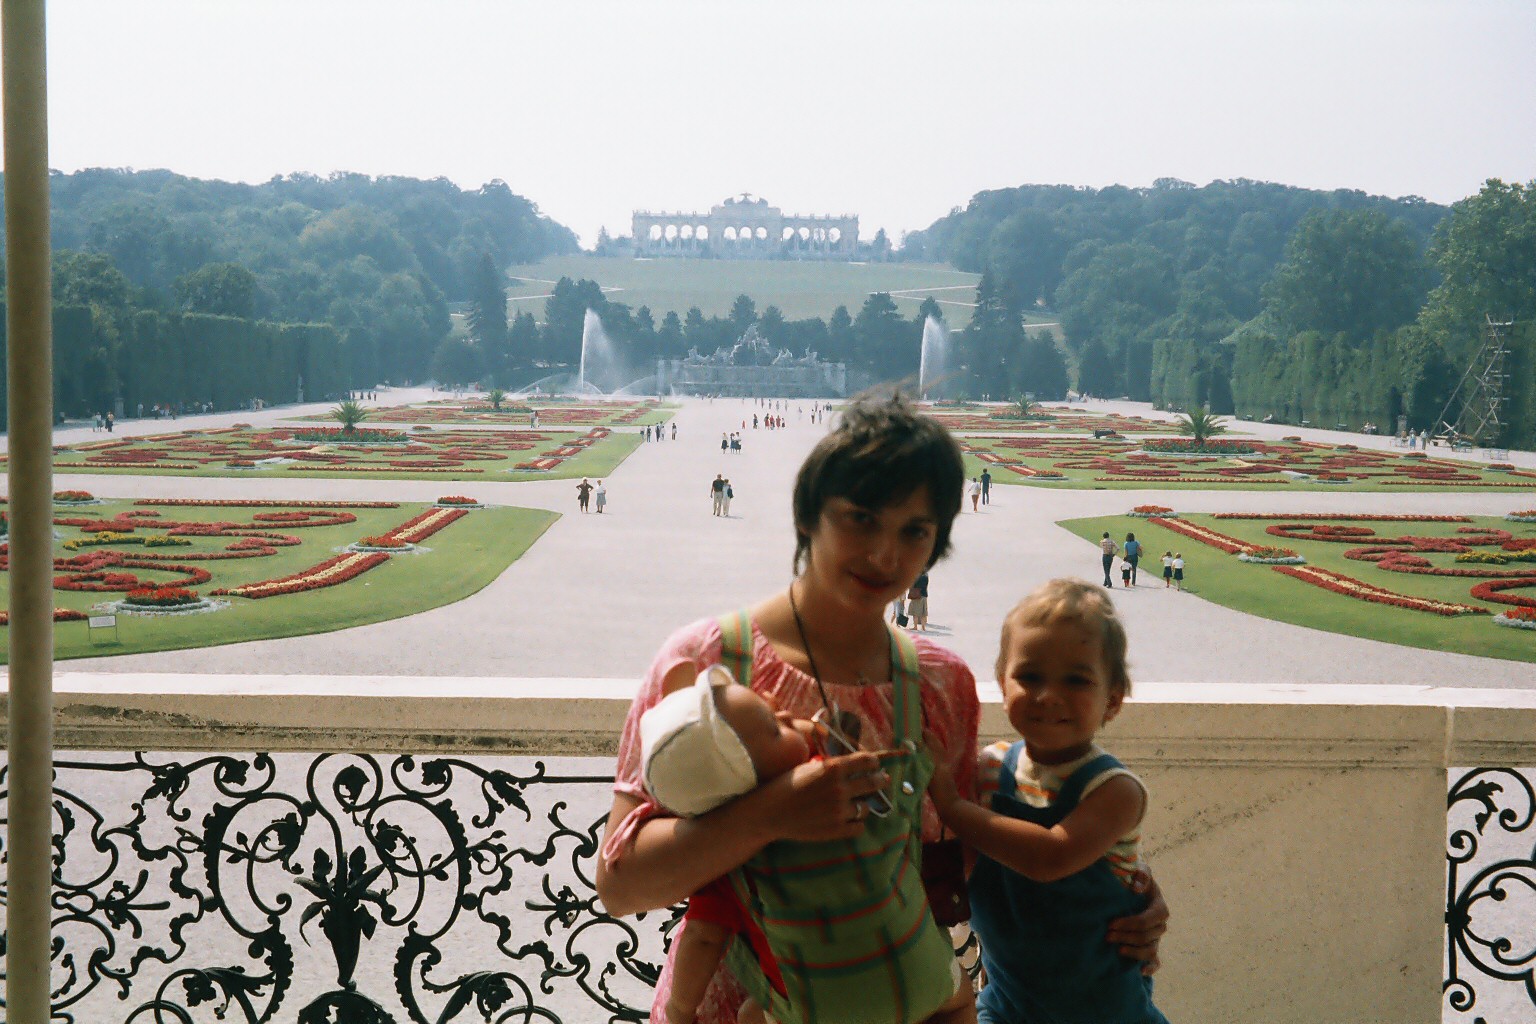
[604,616,980,1024]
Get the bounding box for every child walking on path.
[1160,552,1173,589]
[929,579,1169,1024]
[1172,553,1185,591]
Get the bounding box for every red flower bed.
[378,507,467,545]
[136,499,399,509]
[437,495,480,505]
[53,490,95,502]
[1272,565,1486,616]
[214,551,390,599]
[123,586,202,608]
[0,608,88,626]
[1469,577,1536,609]
[1216,514,1471,522]
[1147,516,1251,554]
[357,535,410,549]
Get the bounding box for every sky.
[24,0,1536,248]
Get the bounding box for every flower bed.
[1508,510,1536,523]
[213,550,390,600]
[436,495,483,508]
[1142,439,1259,456]
[1469,578,1536,610]
[291,427,410,444]
[1272,564,1486,616]
[123,586,203,608]
[1238,547,1305,565]
[1145,516,1251,555]
[0,608,89,626]
[1493,607,1536,630]
[1128,505,1175,518]
[53,489,97,504]
[352,536,413,551]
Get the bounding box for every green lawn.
[505,254,982,321]
[1059,513,1536,663]
[25,500,557,663]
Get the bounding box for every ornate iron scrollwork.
[1445,767,1536,1022]
[3,752,981,1023]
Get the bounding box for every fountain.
[919,316,952,400]
[576,309,621,396]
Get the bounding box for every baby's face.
[716,686,812,782]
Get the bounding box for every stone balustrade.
[3,674,1533,1023]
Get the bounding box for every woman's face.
[801,487,938,616]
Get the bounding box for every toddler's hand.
[927,755,962,815]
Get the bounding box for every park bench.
[1484,447,1510,461]
[88,613,119,644]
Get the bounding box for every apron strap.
[717,609,754,690]
[887,625,922,745]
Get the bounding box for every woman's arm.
[929,763,1144,883]
[1107,871,1169,974]
[596,748,895,917]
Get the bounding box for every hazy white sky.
[26,0,1536,247]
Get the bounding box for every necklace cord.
[787,581,837,715]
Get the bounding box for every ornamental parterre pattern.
[0,499,473,614]
[304,400,667,428]
[32,426,616,479]
[1145,513,1536,620]
[959,436,1536,489]
[925,406,1179,434]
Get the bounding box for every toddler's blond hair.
[996,578,1131,697]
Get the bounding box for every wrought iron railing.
[1444,767,1536,1024]
[4,753,1533,1022]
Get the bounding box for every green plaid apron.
[716,611,956,1024]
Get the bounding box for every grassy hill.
[504,255,982,322]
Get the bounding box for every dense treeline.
[0,168,578,415]
[903,177,1536,447]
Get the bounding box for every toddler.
[1120,561,1133,588]
[929,579,1168,1024]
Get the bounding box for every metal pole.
[3,0,54,1020]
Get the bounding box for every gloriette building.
[632,193,858,259]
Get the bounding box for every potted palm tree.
[1176,406,1228,445]
[485,388,507,412]
[330,400,367,436]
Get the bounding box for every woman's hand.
[760,749,900,843]
[1106,869,1169,974]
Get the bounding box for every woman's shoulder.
[652,616,726,664]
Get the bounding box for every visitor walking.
[105,411,114,432]
[980,468,992,505]
[1161,551,1174,588]
[710,474,726,516]
[576,478,594,513]
[907,571,930,631]
[1100,532,1119,588]
[721,433,729,455]
[671,422,677,441]
[594,480,607,514]
[1123,532,1142,585]
[721,479,734,517]
[967,477,981,512]
[1172,552,1186,591]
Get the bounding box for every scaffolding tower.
[1436,314,1512,446]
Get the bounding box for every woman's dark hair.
[1126,531,1136,541]
[791,389,964,573]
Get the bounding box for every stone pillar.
[4,0,54,1019]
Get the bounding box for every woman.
[1123,531,1141,586]
[597,393,1166,1024]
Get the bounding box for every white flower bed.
[345,541,420,554]
[100,597,227,616]
[1127,510,1177,518]
[52,498,102,507]
[1505,514,1536,523]
[434,502,484,509]
[1492,613,1536,631]
[1237,552,1306,565]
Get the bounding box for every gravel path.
[34,396,1532,688]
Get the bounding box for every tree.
[329,399,368,434]
[466,252,508,345]
[962,271,1023,397]
[430,336,484,386]
[484,387,507,411]
[825,306,855,364]
[1175,406,1229,444]
[1260,209,1429,344]
[728,294,758,338]
[174,262,259,319]
[853,293,910,380]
